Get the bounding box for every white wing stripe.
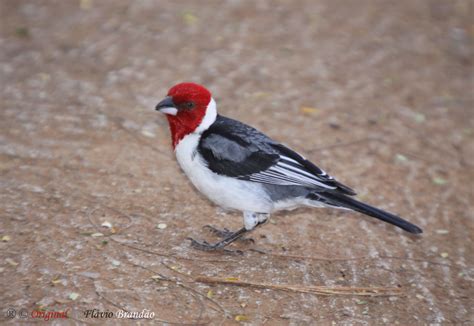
[269,166,335,189]
[249,170,312,186]
[243,155,337,189]
[279,155,300,164]
[249,173,303,185]
[277,162,323,180]
[257,170,304,185]
[249,176,300,186]
[280,155,333,179]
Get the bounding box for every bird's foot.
[203,225,255,244]
[186,237,243,255]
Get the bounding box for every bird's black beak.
[155,96,177,115]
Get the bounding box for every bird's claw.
[186,237,243,255]
[187,237,211,249]
[203,225,255,244]
[203,225,231,237]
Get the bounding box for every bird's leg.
[188,212,269,252]
[203,225,255,244]
[243,212,269,230]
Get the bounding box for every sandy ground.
[1,0,473,325]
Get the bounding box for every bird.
[154,82,422,252]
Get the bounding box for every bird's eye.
[184,102,195,109]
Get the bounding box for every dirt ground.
[1,0,473,325]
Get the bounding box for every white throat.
[195,98,217,134]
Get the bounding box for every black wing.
[198,115,356,195]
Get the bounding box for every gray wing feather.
[201,134,253,162]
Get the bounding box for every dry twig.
[195,276,403,297]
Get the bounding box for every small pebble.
[413,113,426,123]
[157,223,167,229]
[395,154,408,162]
[141,129,156,138]
[69,292,79,301]
[101,221,112,228]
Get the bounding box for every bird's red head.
[155,82,213,148]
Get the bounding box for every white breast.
[175,133,273,213]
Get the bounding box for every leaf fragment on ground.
[51,276,62,285]
[235,315,249,322]
[6,258,18,266]
[224,277,240,282]
[300,106,320,114]
[80,0,92,10]
[251,91,270,99]
[15,27,30,38]
[432,177,447,185]
[182,12,198,25]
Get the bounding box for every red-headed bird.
[155,83,422,251]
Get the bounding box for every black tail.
[319,192,423,234]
